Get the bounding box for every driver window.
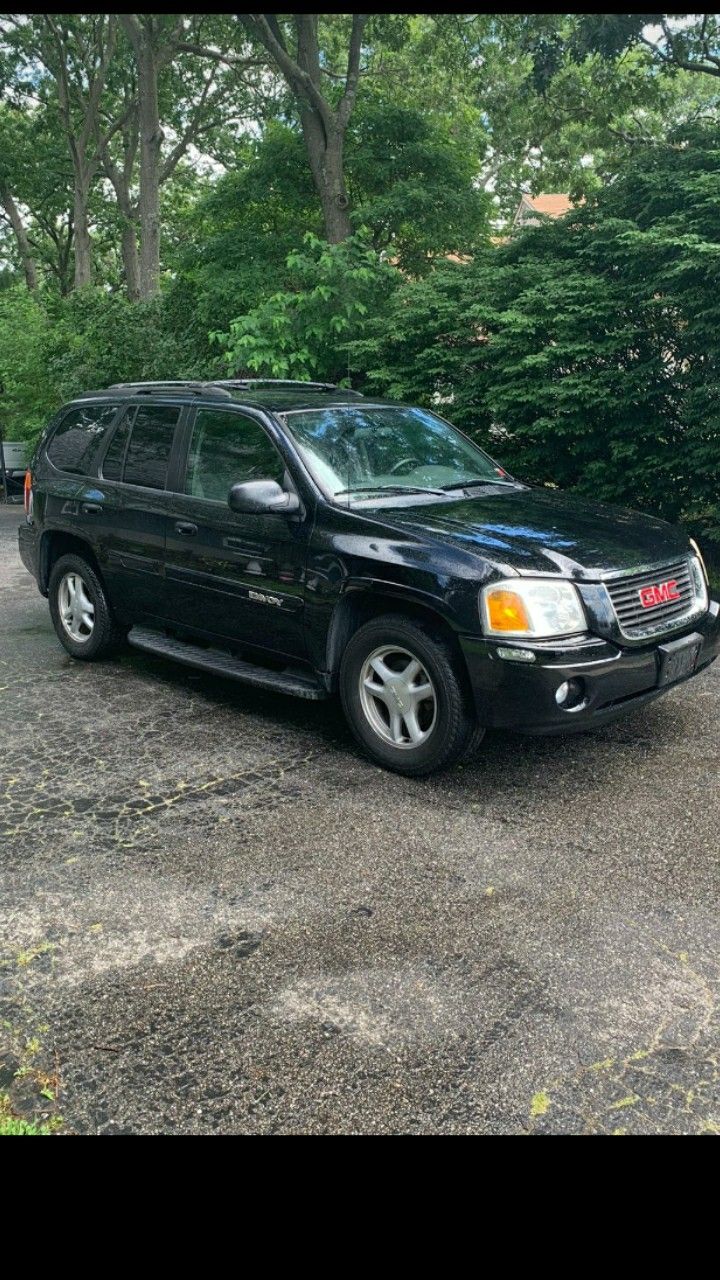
[184,409,285,502]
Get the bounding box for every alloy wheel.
[359,644,437,749]
[58,571,95,643]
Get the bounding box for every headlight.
[689,551,709,611]
[689,538,709,588]
[480,578,587,639]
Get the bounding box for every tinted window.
[122,405,180,489]
[47,404,118,475]
[185,410,285,502]
[101,408,134,481]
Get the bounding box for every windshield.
[280,405,508,501]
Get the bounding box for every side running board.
[127,627,328,700]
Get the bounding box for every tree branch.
[159,68,218,183]
[240,14,334,127]
[338,13,368,129]
[119,13,143,57]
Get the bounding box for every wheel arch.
[40,530,102,595]
[324,587,465,685]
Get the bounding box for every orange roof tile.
[524,193,573,217]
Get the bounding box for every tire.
[339,613,485,776]
[48,553,125,661]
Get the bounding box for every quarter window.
[47,404,118,475]
[184,409,285,502]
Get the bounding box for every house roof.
[521,193,573,218]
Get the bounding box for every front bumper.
[460,599,720,733]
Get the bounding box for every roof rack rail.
[214,378,342,391]
[105,378,363,398]
[108,380,233,398]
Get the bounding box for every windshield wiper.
[334,484,446,498]
[441,477,520,491]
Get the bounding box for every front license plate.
[657,633,702,688]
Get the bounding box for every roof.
[74,380,367,414]
[523,193,573,218]
[513,193,575,230]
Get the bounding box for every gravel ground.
[1,502,718,1135]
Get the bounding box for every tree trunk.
[0,181,38,291]
[73,181,92,289]
[299,109,352,244]
[121,220,141,301]
[135,39,163,299]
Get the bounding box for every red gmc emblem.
[639,580,681,609]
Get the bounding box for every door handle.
[82,502,102,515]
[175,521,198,537]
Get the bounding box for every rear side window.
[101,404,181,489]
[101,408,133,481]
[46,404,118,475]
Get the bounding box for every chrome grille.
[605,559,701,639]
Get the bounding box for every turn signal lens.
[485,589,531,634]
[481,577,587,639]
[23,469,33,517]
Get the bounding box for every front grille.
[605,559,701,639]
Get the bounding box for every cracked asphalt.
[1,503,719,1135]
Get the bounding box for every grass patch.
[0,1093,60,1136]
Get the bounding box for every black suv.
[18,379,719,775]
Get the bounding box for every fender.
[322,577,464,686]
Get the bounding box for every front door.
[164,406,310,659]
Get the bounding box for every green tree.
[219,231,398,383]
[237,14,370,243]
[0,288,58,439]
[353,124,720,547]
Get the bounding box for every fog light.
[555,678,585,709]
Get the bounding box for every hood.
[376,486,689,578]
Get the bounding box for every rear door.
[163,404,310,658]
[41,402,122,544]
[94,401,187,623]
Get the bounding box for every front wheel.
[48,553,125,660]
[339,613,484,776]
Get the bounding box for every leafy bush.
[355,126,720,550]
[0,288,197,445]
[46,289,193,400]
[0,287,58,441]
[218,232,399,383]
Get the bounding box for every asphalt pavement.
[1,503,718,1134]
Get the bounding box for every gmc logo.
[639,580,681,609]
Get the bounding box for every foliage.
[0,287,192,440]
[0,10,719,554]
[165,102,490,364]
[347,97,490,270]
[0,288,57,440]
[163,125,321,372]
[0,1114,53,1135]
[218,231,398,383]
[45,290,193,401]
[353,125,720,548]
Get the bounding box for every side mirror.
[228,479,300,515]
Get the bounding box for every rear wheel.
[339,613,484,776]
[49,553,125,660]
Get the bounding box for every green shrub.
[0,287,58,441]
[355,125,720,550]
